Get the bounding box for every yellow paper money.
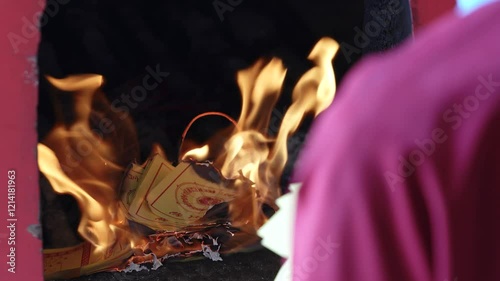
[146,161,236,227]
[120,162,146,209]
[43,237,132,280]
[126,154,176,229]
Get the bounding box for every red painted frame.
[0,2,43,281]
[411,0,457,29]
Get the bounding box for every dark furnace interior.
[37,0,412,280]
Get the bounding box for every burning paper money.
[121,154,237,230]
[40,146,241,279]
[38,37,339,279]
[43,237,132,280]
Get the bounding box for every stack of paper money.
[43,234,133,280]
[120,154,237,231]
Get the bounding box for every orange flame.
[186,37,339,233]
[182,144,210,161]
[38,143,128,253]
[38,37,339,267]
[39,74,139,253]
[268,37,339,181]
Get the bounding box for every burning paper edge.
[202,245,223,262]
[151,253,163,270]
[121,262,148,273]
[202,236,223,261]
[121,253,163,273]
[257,183,302,281]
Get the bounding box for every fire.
[38,143,128,253]
[187,37,339,231]
[39,74,139,253]
[38,37,339,276]
[182,145,209,161]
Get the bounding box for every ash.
[61,249,280,281]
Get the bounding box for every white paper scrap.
[257,183,302,281]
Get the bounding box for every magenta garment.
[292,3,500,281]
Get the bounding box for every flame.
[39,37,339,273]
[38,143,127,253]
[237,58,287,132]
[182,144,210,161]
[184,37,340,234]
[39,74,139,254]
[268,37,339,180]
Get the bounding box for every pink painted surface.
[0,2,43,281]
[293,3,500,281]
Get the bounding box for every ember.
[38,37,339,279]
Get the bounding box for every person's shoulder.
[333,2,500,115]
[311,3,500,162]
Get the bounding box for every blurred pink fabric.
[292,2,500,281]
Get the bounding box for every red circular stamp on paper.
[175,182,235,213]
